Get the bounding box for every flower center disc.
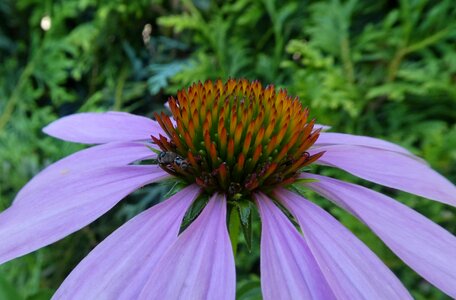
[152,79,323,199]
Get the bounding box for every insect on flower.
[157,151,190,173]
[157,151,179,165]
[0,79,455,299]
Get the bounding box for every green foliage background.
[0,0,455,299]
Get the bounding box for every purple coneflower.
[1,79,455,299]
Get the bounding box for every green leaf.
[0,275,23,300]
[236,276,262,300]
[26,290,54,300]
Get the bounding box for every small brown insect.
[158,151,190,171]
[174,156,190,170]
[157,151,178,165]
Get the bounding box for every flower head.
[152,79,322,197]
[1,79,456,299]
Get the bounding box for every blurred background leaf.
[0,0,455,298]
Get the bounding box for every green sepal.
[180,194,208,232]
[147,146,161,154]
[146,146,161,164]
[227,199,253,253]
[161,178,188,199]
[294,178,319,184]
[237,199,253,253]
[289,178,319,195]
[228,205,241,256]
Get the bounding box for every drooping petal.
[255,193,335,300]
[314,132,413,156]
[139,194,235,300]
[275,188,411,300]
[303,173,456,298]
[311,145,456,206]
[43,112,165,144]
[54,185,201,300]
[14,141,154,204]
[0,165,169,264]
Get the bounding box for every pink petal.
[43,112,165,144]
[14,141,154,204]
[312,145,456,206]
[54,185,201,300]
[0,165,169,264]
[275,188,411,300]
[255,193,335,300]
[314,132,413,156]
[303,173,456,298]
[139,194,235,299]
